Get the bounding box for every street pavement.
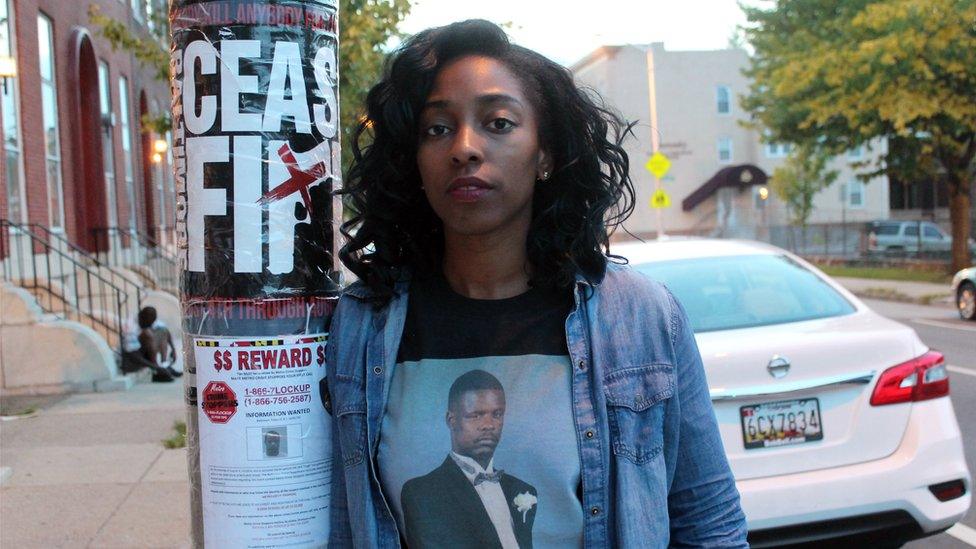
[0,277,972,548]
[0,381,190,548]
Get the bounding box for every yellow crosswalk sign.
[650,189,671,209]
[645,152,671,179]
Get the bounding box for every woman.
[326,19,747,548]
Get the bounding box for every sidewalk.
[0,381,191,549]
[835,276,955,307]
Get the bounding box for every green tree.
[742,0,976,271]
[770,146,839,232]
[90,0,410,173]
[89,3,171,133]
[336,0,410,172]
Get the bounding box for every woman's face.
[416,55,549,241]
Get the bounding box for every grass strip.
[163,420,187,449]
[815,264,952,284]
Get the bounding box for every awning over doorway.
[682,164,769,212]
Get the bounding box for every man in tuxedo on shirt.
[400,369,537,549]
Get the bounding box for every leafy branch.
[88,4,169,82]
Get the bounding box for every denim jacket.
[325,263,748,548]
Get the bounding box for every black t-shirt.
[396,274,570,362]
[378,274,585,548]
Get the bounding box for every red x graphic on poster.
[258,143,329,215]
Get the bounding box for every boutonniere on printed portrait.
[513,492,537,523]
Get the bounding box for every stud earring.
[541,171,550,181]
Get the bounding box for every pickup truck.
[866,220,976,255]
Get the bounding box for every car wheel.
[958,281,976,321]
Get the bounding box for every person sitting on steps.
[120,307,181,382]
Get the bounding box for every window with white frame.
[118,76,137,230]
[38,13,64,230]
[717,137,733,163]
[847,180,865,208]
[762,129,791,158]
[1,0,26,223]
[98,61,118,226]
[131,0,143,22]
[716,85,731,115]
[765,142,791,158]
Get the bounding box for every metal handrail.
[26,224,144,309]
[96,226,178,259]
[150,225,178,258]
[1,219,133,358]
[91,226,179,294]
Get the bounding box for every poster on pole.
[194,334,331,548]
[170,1,342,546]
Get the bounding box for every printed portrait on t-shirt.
[377,274,584,549]
[399,370,538,549]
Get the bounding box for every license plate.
[740,398,823,450]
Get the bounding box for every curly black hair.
[338,19,635,303]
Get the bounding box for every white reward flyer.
[194,334,332,548]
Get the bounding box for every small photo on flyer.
[246,424,302,461]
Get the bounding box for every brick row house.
[1,0,173,249]
[0,0,178,394]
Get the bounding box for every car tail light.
[929,480,967,502]
[868,232,878,250]
[870,351,949,406]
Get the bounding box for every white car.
[951,266,976,321]
[614,237,971,547]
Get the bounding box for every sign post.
[169,2,341,546]
[645,151,672,239]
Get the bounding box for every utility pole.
[170,2,341,546]
[645,49,667,239]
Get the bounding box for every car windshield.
[634,254,856,332]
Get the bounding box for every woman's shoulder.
[327,282,372,333]
[337,279,373,302]
[594,262,685,340]
[329,279,401,332]
[335,271,410,303]
[599,262,676,311]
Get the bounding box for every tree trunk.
[947,173,973,273]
